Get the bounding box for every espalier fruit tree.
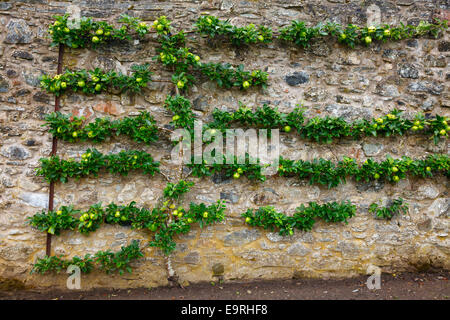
[31,12,449,283]
[28,181,226,258]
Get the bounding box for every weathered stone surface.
[362,143,383,156]
[19,192,50,208]
[438,41,450,52]
[286,243,311,256]
[417,185,440,200]
[117,183,137,203]
[0,244,32,261]
[184,251,200,264]
[4,19,33,44]
[0,145,31,160]
[223,229,260,246]
[324,104,373,120]
[0,75,9,93]
[408,81,443,95]
[335,241,361,259]
[12,51,33,60]
[220,192,239,204]
[252,188,280,205]
[375,83,399,97]
[398,64,418,79]
[427,198,450,218]
[93,101,123,115]
[285,71,309,86]
[304,87,327,102]
[421,97,437,111]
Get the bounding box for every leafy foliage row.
[44,111,158,144]
[43,100,449,146]
[210,104,449,144]
[31,240,144,275]
[242,197,410,237]
[48,14,151,48]
[152,16,268,92]
[36,148,160,183]
[48,14,448,50]
[188,154,450,188]
[35,145,449,187]
[40,64,152,96]
[28,181,226,255]
[242,201,356,236]
[196,15,448,48]
[369,198,409,220]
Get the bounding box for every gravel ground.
[0,271,448,300]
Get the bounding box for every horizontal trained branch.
[210,104,450,144]
[44,111,159,144]
[40,64,152,96]
[44,99,449,146]
[36,148,160,183]
[31,240,144,275]
[242,201,356,236]
[369,198,409,220]
[48,14,448,50]
[188,154,450,188]
[27,180,226,255]
[48,14,152,48]
[195,15,448,48]
[151,16,268,92]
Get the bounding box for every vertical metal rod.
[46,44,64,256]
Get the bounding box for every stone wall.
[0,0,449,289]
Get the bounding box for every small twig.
[159,170,171,182]
[157,126,174,134]
[152,79,172,83]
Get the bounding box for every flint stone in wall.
[421,97,437,111]
[4,19,33,44]
[398,63,419,79]
[408,81,443,95]
[284,71,309,86]
[0,75,9,93]
[304,87,328,102]
[438,41,450,52]
[220,192,240,204]
[1,145,30,160]
[12,51,33,60]
[423,55,447,68]
[375,83,400,97]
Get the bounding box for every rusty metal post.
[46,44,64,256]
